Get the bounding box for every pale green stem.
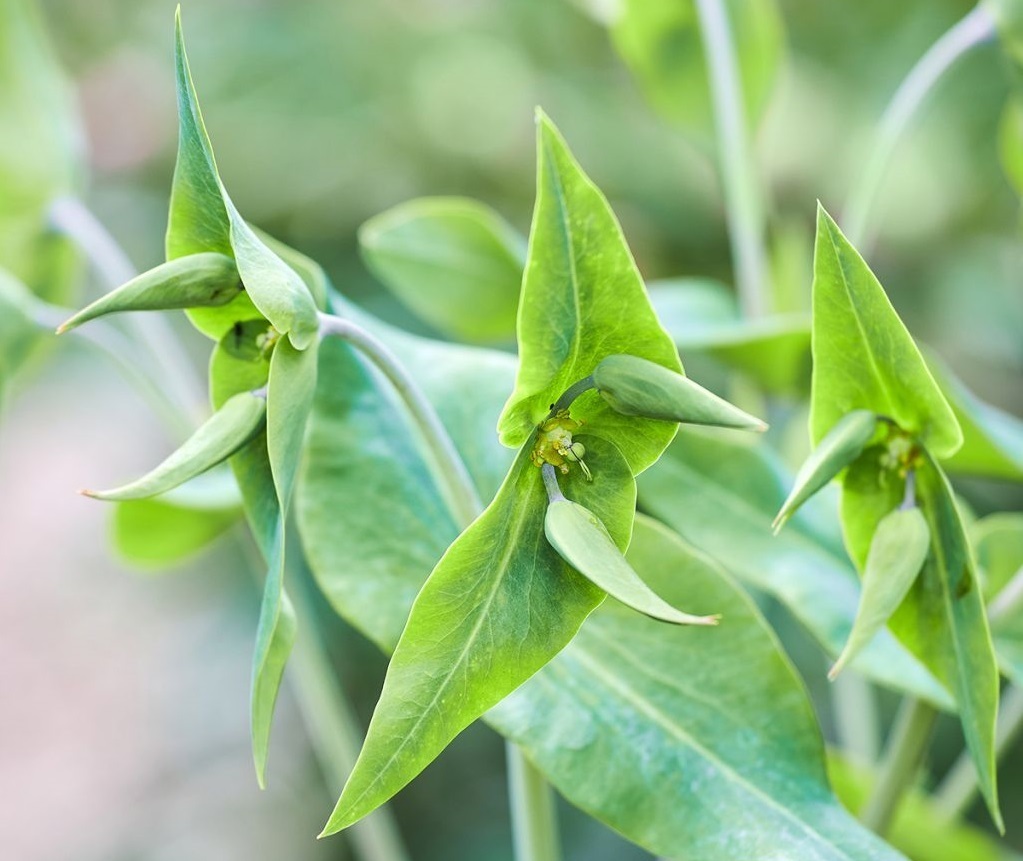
[318,310,562,861]
[831,672,881,765]
[934,685,1023,820]
[694,0,770,319]
[51,207,409,861]
[859,698,938,835]
[48,195,207,425]
[842,3,996,249]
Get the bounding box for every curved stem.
[317,312,482,528]
[841,3,996,249]
[694,0,770,319]
[859,698,937,835]
[935,685,1023,820]
[549,375,595,415]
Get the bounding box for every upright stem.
[831,673,881,765]
[694,0,770,319]
[318,310,562,861]
[859,698,937,835]
[841,3,996,249]
[935,685,1023,819]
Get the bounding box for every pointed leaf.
[545,498,718,625]
[839,445,904,571]
[830,506,930,679]
[810,205,961,457]
[593,353,765,430]
[638,428,953,708]
[497,111,681,474]
[169,11,318,347]
[58,252,242,333]
[360,197,525,343]
[775,410,879,532]
[84,390,267,501]
[321,435,635,835]
[266,337,318,512]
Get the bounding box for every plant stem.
[318,309,563,861]
[508,745,561,861]
[831,672,881,765]
[859,698,938,835]
[841,3,996,249]
[317,312,482,529]
[694,0,770,319]
[49,195,207,425]
[935,685,1023,820]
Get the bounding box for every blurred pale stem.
[317,310,561,861]
[859,698,938,835]
[841,3,996,250]
[694,0,770,319]
[935,685,1023,819]
[48,196,207,424]
[831,671,881,765]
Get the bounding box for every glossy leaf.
[58,253,242,333]
[321,435,635,835]
[360,197,525,343]
[545,498,718,625]
[111,467,242,570]
[169,11,318,348]
[888,451,1001,830]
[830,506,930,679]
[638,428,953,708]
[83,391,267,501]
[774,410,879,532]
[592,353,766,430]
[298,327,901,858]
[0,0,81,301]
[497,111,681,475]
[810,204,961,458]
[838,445,904,572]
[609,0,784,141]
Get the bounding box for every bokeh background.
[2,0,1022,859]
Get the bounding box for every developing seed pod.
[773,409,879,533]
[829,505,930,679]
[592,354,766,431]
[544,497,719,625]
[83,390,267,501]
[58,252,243,333]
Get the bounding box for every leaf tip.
[78,488,98,499]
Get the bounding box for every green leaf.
[838,445,904,571]
[497,111,681,475]
[266,337,318,511]
[0,0,81,301]
[774,410,879,532]
[989,0,1023,67]
[592,353,766,430]
[888,451,1002,830]
[491,517,905,861]
[360,197,525,344]
[110,467,242,570]
[830,506,930,679]
[828,753,1022,861]
[321,435,635,835]
[810,205,961,458]
[998,95,1023,198]
[0,267,45,396]
[638,428,954,708]
[973,513,1023,686]
[545,497,718,625]
[58,253,241,334]
[169,10,318,348]
[609,0,784,141]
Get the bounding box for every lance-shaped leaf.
[320,435,636,835]
[639,428,953,708]
[830,506,930,679]
[810,204,961,458]
[168,11,319,348]
[592,353,765,430]
[888,451,1002,830]
[774,410,879,533]
[83,390,266,501]
[545,496,718,625]
[360,197,525,344]
[497,111,681,475]
[57,252,241,333]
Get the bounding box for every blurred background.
[2,0,1022,858]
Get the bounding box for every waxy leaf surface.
[498,112,680,475]
[810,205,961,457]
